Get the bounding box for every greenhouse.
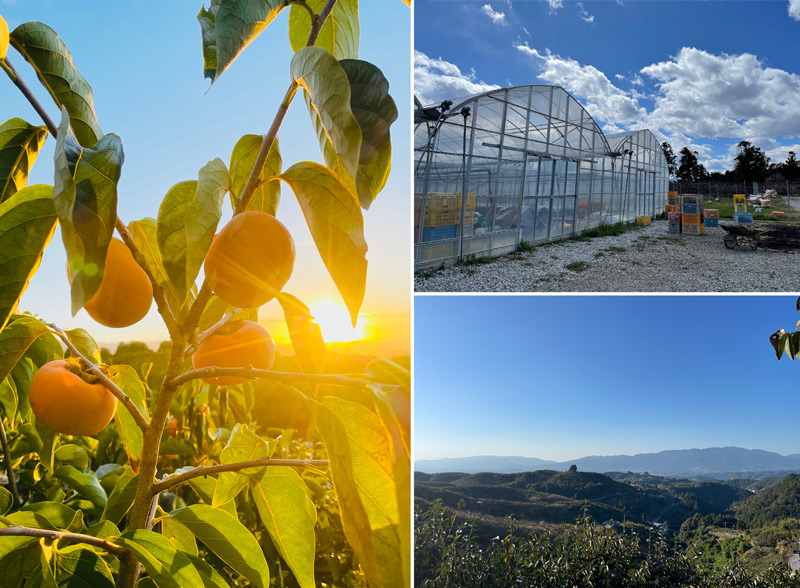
[414,85,669,270]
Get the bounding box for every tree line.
[661,141,800,187]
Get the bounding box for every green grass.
[691,196,798,222]
[577,221,638,240]
[604,246,627,253]
[565,261,590,272]
[460,254,494,266]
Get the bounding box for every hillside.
[416,447,800,479]
[734,473,800,527]
[415,469,740,529]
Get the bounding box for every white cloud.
[514,42,645,123]
[546,0,563,13]
[414,51,501,105]
[641,47,800,140]
[481,4,507,24]
[790,0,800,20]
[615,74,624,81]
[577,2,594,23]
[522,26,531,37]
[631,74,644,86]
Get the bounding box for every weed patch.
[565,261,590,272]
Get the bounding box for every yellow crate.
[424,196,476,213]
[668,191,679,199]
[665,205,678,213]
[682,213,702,225]
[636,215,651,226]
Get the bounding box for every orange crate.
[682,213,702,225]
[665,204,678,213]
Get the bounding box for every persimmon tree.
[0,2,409,587]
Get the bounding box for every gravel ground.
[414,220,800,292]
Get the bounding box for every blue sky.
[415,0,800,172]
[1,1,410,352]
[415,295,800,461]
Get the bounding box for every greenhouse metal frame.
[414,85,669,270]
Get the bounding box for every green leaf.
[171,504,270,588]
[186,553,231,588]
[156,159,230,305]
[106,364,149,471]
[250,467,316,588]
[229,134,281,215]
[197,1,220,81]
[0,511,52,563]
[0,487,12,515]
[117,529,204,588]
[53,466,107,511]
[0,375,17,420]
[10,22,102,147]
[213,424,270,507]
[161,515,198,557]
[53,109,123,315]
[276,293,326,374]
[129,218,180,312]
[64,328,101,363]
[185,474,238,518]
[340,59,397,209]
[315,396,407,588]
[0,315,51,385]
[200,0,289,83]
[291,47,362,192]
[0,540,39,588]
[34,416,58,472]
[0,185,58,331]
[50,545,115,587]
[0,118,48,204]
[279,162,366,325]
[38,543,58,588]
[18,502,76,530]
[87,519,120,539]
[197,295,256,333]
[288,0,359,59]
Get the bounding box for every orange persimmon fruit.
[203,211,295,308]
[29,359,117,436]
[191,319,275,385]
[82,237,153,328]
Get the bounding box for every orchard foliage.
[0,2,408,588]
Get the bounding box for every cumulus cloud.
[641,47,800,140]
[577,2,594,23]
[514,42,645,123]
[414,51,501,105]
[790,0,800,20]
[546,0,563,13]
[481,4,507,23]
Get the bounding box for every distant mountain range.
[415,447,800,479]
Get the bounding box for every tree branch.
[1,57,59,137]
[0,526,127,556]
[47,323,150,431]
[232,0,339,215]
[181,281,213,337]
[152,458,329,494]
[115,217,182,342]
[169,366,374,389]
[185,309,242,355]
[0,418,21,508]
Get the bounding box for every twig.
[47,323,150,431]
[0,418,21,508]
[115,217,182,342]
[169,366,374,389]
[185,309,242,355]
[0,526,127,556]
[152,458,329,494]
[0,57,59,137]
[232,0,339,215]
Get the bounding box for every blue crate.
[704,217,719,227]
[733,213,753,224]
[668,221,681,234]
[422,225,457,241]
[681,204,701,214]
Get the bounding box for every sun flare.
[309,297,368,343]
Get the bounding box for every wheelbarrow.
[719,223,771,250]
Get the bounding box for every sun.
[309,297,368,343]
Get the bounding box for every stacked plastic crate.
[667,191,681,233]
[418,195,475,241]
[704,208,719,228]
[681,194,704,235]
[732,194,753,226]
